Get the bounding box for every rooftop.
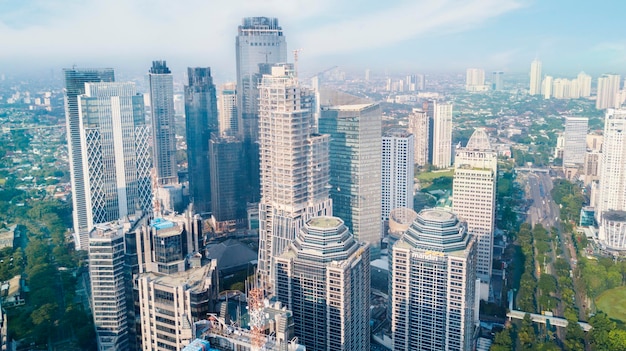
[308,216,342,229]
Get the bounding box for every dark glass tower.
[209,137,247,231]
[185,67,218,214]
[63,68,115,250]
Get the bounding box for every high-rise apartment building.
[597,74,622,109]
[408,108,429,166]
[78,82,153,242]
[465,68,487,92]
[89,223,130,351]
[236,17,288,203]
[217,83,237,136]
[577,72,592,97]
[63,68,115,250]
[529,59,542,95]
[391,209,478,351]
[185,67,218,214]
[148,60,177,185]
[208,136,247,232]
[492,71,504,91]
[563,117,589,166]
[275,216,370,351]
[319,102,382,253]
[424,100,453,168]
[542,75,553,99]
[381,129,414,220]
[596,109,626,221]
[257,64,332,291]
[452,129,497,299]
[406,74,425,91]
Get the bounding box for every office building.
[577,72,592,97]
[89,223,130,351]
[408,108,429,166]
[78,82,153,237]
[424,100,453,168]
[185,67,218,214]
[492,71,504,91]
[257,64,332,291]
[319,102,382,253]
[391,209,478,351]
[148,60,178,185]
[218,83,237,136]
[138,261,219,351]
[597,74,621,110]
[209,137,247,232]
[529,59,542,95]
[406,74,424,91]
[63,68,115,250]
[381,129,414,220]
[596,109,626,222]
[598,211,626,252]
[452,129,497,299]
[275,216,370,351]
[465,68,487,92]
[563,117,588,166]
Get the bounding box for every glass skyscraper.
[63,67,115,250]
[184,67,218,214]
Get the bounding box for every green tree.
[608,329,626,350]
[491,328,513,351]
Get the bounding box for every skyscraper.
[465,68,487,92]
[148,60,177,185]
[217,82,237,136]
[408,108,429,166]
[529,59,542,95]
[563,117,589,166]
[577,72,592,97]
[63,68,115,250]
[89,223,130,351]
[596,74,621,110]
[452,128,497,299]
[275,216,370,351]
[492,71,504,91]
[381,129,414,220]
[257,64,332,291]
[319,102,382,254]
[184,67,218,214]
[236,17,288,202]
[596,109,626,220]
[424,100,453,168]
[78,82,153,242]
[542,75,553,99]
[391,209,477,351]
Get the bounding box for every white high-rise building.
[218,83,237,136]
[381,129,415,220]
[148,61,177,185]
[89,223,129,351]
[78,82,153,241]
[452,128,497,299]
[391,209,478,351]
[577,72,592,97]
[425,100,453,169]
[257,64,332,291]
[63,68,115,250]
[563,117,589,166]
[465,68,487,92]
[275,216,370,351]
[408,108,429,166]
[529,59,542,95]
[542,75,553,99]
[596,109,626,221]
[596,74,621,110]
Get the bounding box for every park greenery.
[551,179,586,223]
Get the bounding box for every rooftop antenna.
[293,48,303,81]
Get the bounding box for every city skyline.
[2,1,626,77]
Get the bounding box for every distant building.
[424,100,453,168]
[218,83,237,136]
[529,59,542,95]
[542,75,553,99]
[319,102,382,254]
[390,209,478,351]
[577,72,592,97]
[465,68,487,92]
[275,217,370,351]
[209,137,247,232]
[596,109,626,222]
[406,74,425,91]
[63,67,115,250]
[148,60,177,185]
[185,67,218,214]
[0,224,19,249]
[382,129,414,220]
[492,71,504,91]
[408,108,429,166]
[563,117,588,166]
[596,74,621,110]
[453,129,497,299]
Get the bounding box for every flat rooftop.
[308,216,342,229]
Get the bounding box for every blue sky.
[0,0,624,79]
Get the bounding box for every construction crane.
[292,48,303,82]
